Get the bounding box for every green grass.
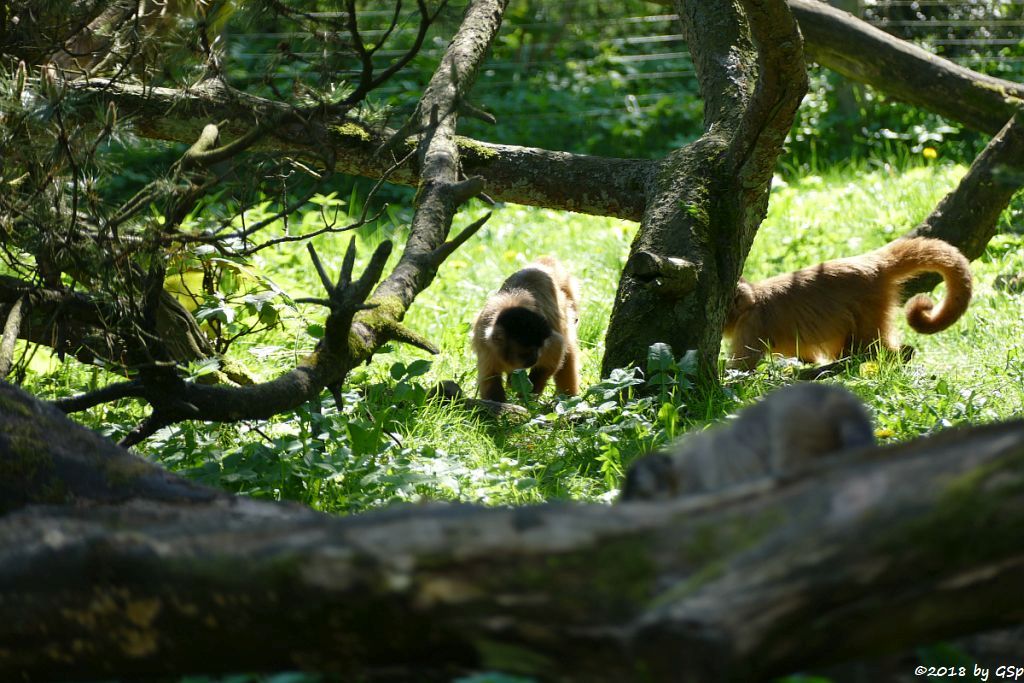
[21,157,1024,515]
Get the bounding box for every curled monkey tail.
[879,237,973,334]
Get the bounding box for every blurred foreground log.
[2,381,1023,682]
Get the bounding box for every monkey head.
[487,306,558,369]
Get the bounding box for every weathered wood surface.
[3,382,1023,682]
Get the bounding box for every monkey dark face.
[491,306,552,369]
[505,339,541,368]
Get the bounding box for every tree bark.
[601,0,807,376]
[3,382,1024,682]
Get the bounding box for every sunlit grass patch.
[21,157,1024,514]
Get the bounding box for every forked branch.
[48,1,508,442]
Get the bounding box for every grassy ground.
[24,157,1024,517]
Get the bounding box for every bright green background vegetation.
[27,156,1024,518]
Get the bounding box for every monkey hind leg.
[727,332,766,371]
[553,347,580,396]
[844,334,905,361]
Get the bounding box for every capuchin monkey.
[724,237,973,370]
[620,383,875,501]
[472,256,580,403]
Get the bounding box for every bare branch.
[450,175,486,205]
[338,236,359,292]
[184,122,269,168]
[118,412,169,449]
[460,100,497,124]
[306,243,336,295]
[53,380,145,414]
[350,240,395,306]
[430,211,492,265]
[382,321,440,355]
[294,297,333,308]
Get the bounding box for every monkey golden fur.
[620,383,875,501]
[472,256,580,403]
[724,237,972,369]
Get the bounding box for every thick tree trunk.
[2,382,1024,682]
[601,0,807,376]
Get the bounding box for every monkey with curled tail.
[620,383,875,501]
[472,256,580,403]
[725,237,973,370]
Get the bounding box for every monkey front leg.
[478,359,507,403]
[529,366,556,396]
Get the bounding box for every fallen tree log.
[2,382,1023,682]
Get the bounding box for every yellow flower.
[922,147,938,159]
[858,360,879,376]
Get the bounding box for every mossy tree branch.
[370,0,508,309]
[909,110,1024,256]
[894,109,1024,296]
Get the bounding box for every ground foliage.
[24,157,1024,518]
